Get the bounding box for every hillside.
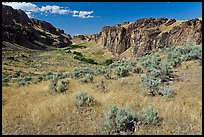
[2,4,72,50]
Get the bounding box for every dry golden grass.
[2,41,202,135]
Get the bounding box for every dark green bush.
[103,59,113,66]
[73,51,83,56]
[24,76,32,82]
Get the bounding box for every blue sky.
[2,2,202,36]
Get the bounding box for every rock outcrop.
[2,4,72,50]
[100,17,202,57]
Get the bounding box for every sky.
[2,2,202,36]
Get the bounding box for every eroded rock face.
[100,17,202,57]
[2,4,72,49]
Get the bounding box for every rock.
[2,4,72,50]
[99,17,202,57]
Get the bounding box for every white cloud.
[39,5,69,14]
[2,2,39,12]
[2,2,95,19]
[72,11,94,18]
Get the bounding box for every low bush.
[49,77,58,92]
[114,66,129,77]
[73,51,83,56]
[100,104,137,135]
[142,107,159,125]
[132,66,143,74]
[17,80,27,87]
[80,74,93,84]
[74,92,94,107]
[12,70,21,78]
[24,75,32,82]
[102,59,113,66]
[140,75,161,96]
[71,67,95,79]
[57,80,69,93]
[158,87,175,98]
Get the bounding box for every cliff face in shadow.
[2,4,72,50]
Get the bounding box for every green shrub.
[74,92,94,107]
[142,107,159,125]
[57,80,69,93]
[158,87,175,98]
[71,67,95,79]
[168,45,202,67]
[73,51,83,56]
[17,80,27,87]
[80,74,93,84]
[2,77,10,83]
[12,70,21,78]
[140,54,161,69]
[141,75,161,96]
[114,67,129,77]
[96,66,107,75]
[103,59,113,66]
[65,50,72,53]
[24,76,32,82]
[100,104,137,135]
[132,66,143,74]
[49,77,58,92]
[74,55,98,64]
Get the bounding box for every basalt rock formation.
[100,17,202,57]
[2,4,72,50]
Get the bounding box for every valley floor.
[2,42,202,135]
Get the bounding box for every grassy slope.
[2,42,202,135]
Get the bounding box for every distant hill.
[2,4,72,50]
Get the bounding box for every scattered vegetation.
[64,44,86,50]
[168,44,202,67]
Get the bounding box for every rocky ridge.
[100,17,202,57]
[2,4,72,50]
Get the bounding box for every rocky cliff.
[2,4,72,50]
[100,17,202,57]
